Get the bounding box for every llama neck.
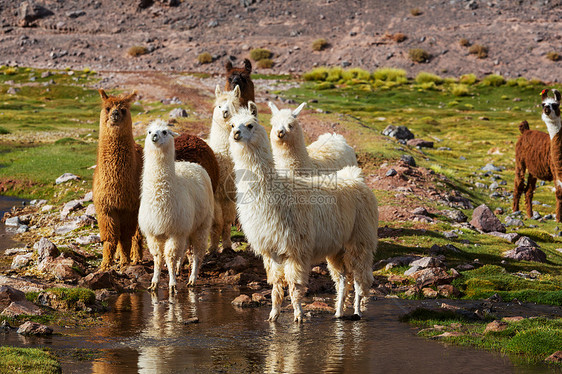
[143,148,175,186]
[209,116,231,153]
[543,114,562,139]
[272,130,313,171]
[231,133,276,183]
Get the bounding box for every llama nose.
[152,134,158,142]
[110,109,121,121]
[277,130,285,138]
[223,110,229,119]
[545,106,551,115]
[233,130,241,141]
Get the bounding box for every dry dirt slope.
[0,0,561,81]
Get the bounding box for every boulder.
[503,247,547,263]
[410,267,455,286]
[5,216,21,227]
[400,154,416,167]
[223,256,248,272]
[61,200,83,218]
[2,300,42,317]
[16,321,52,335]
[407,139,434,148]
[85,204,96,216]
[515,236,539,248]
[487,231,520,243]
[382,125,414,140]
[410,257,443,269]
[545,351,562,363]
[0,285,25,310]
[470,204,505,233]
[483,320,508,334]
[79,271,113,290]
[11,253,33,269]
[422,287,438,298]
[18,1,53,27]
[33,238,59,262]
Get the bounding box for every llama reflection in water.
[264,316,367,373]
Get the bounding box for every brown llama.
[174,134,219,193]
[94,89,143,270]
[225,58,255,106]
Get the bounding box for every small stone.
[224,256,248,271]
[436,331,464,338]
[85,204,96,216]
[251,293,267,304]
[82,191,93,202]
[183,317,199,324]
[443,231,458,239]
[407,139,434,148]
[169,108,189,118]
[487,231,520,243]
[34,238,59,262]
[484,320,508,334]
[531,211,542,220]
[4,248,28,256]
[386,168,397,177]
[503,247,547,263]
[505,216,524,227]
[79,272,113,290]
[437,284,460,298]
[404,265,421,276]
[61,200,83,218]
[17,321,52,335]
[442,209,468,223]
[304,301,335,313]
[470,204,505,233]
[232,294,254,307]
[515,236,539,248]
[494,207,504,215]
[481,163,502,172]
[5,217,21,227]
[382,125,414,141]
[75,235,101,245]
[489,182,499,190]
[56,173,80,184]
[422,288,438,298]
[412,207,429,216]
[545,351,562,363]
[2,300,43,317]
[11,253,33,269]
[410,257,442,269]
[502,316,524,323]
[400,155,416,167]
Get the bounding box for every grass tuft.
[409,48,430,63]
[250,48,272,61]
[0,347,61,374]
[480,74,505,87]
[311,38,329,51]
[256,58,274,69]
[197,52,213,64]
[410,8,422,16]
[469,44,488,59]
[546,51,560,62]
[127,46,148,57]
[459,38,470,47]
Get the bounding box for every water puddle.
[1,286,557,373]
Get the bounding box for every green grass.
[409,314,562,364]
[0,347,61,374]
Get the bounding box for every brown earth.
[1,0,561,82]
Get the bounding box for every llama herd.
[92,57,560,322]
[93,59,379,321]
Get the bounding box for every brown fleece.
[174,133,220,193]
[225,58,255,107]
[550,132,562,221]
[513,120,553,218]
[93,90,144,270]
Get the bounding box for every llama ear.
[225,61,233,71]
[553,89,561,102]
[541,89,549,101]
[98,89,109,100]
[292,102,306,117]
[243,58,252,73]
[248,101,258,117]
[123,90,137,104]
[170,130,179,137]
[215,84,221,98]
[268,101,279,114]
[233,85,241,98]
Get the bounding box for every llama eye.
[542,103,546,108]
[247,124,253,129]
[231,124,234,128]
[288,124,293,129]
[148,131,151,134]
[162,130,168,136]
[121,109,126,115]
[105,107,110,113]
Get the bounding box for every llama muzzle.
[233,130,241,141]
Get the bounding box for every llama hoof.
[186,280,195,287]
[293,315,303,324]
[268,310,280,322]
[148,283,158,292]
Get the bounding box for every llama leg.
[266,259,285,322]
[175,237,189,277]
[209,203,223,253]
[327,253,347,318]
[221,202,236,250]
[351,257,375,318]
[285,259,309,323]
[147,236,163,292]
[187,227,208,286]
[99,212,119,271]
[524,175,537,218]
[556,185,562,222]
[512,162,526,213]
[164,236,182,295]
[288,281,306,323]
[130,226,143,265]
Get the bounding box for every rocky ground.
[1,0,561,82]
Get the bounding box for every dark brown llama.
[225,58,255,107]
[174,134,220,193]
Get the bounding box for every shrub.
[303,67,329,81]
[197,52,213,64]
[451,84,470,96]
[459,38,470,47]
[4,67,17,75]
[410,8,422,16]
[468,44,488,58]
[409,48,430,63]
[415,72,443,84]
[82,67,91,74]
[342,67,371,81]
[315,82,335,90]
[506,329,562,357]
[326,66,344,82]
[0,127,10,134]
[373,67,407,82]
[392,33,407,43]
[480,74,505,87]
[127,46,148,57]
[312,38,329,51]
[459,73,477,85]
[250,48,272,61]
[546,51,560,62]
[257,58,273,69]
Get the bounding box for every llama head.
[268,102,306,145]
[229,101,265,148]
[541,88,561,138]
[214,84,241,123]
[225,59,253,97]
[145,119,178,154]
[98,89,136,134]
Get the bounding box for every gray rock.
[16,321,52,335]
[16,225,29,233]
[85,204,96,216]
[515,236,539,248]
[429,243,461,254]
[481,163,502,172]
[6,87,20,95]
[407,139,434,148]
[487,231,520,243]
[55,173,79,184]
[470,204,505,233]
[410,257,443,269]
[382,125,414,141]
[75,234,101,245]
[531,211,542,220]
[81,191,93,202]
[18,1,53,27]
[442,209,468,223]
[0,276,45,293]
[223,256,248,271]
[386,168,397,177]
[33,238,59,262]
[503,247,547,263]
[475,182,487,189]
[489,182,499,190]
[505,216,525,227]
[61,200,83,218]
[0,285,25,311]
[169,108,188,118]
[400,154,416,167]
[443,230,458,239]
[11,253,33,269]
[2,300,42,317]
[4,248,29,256]
[66,10,85,18]
[404,265,421,276]
[412,207,429,216]
[5,217,21,227]
[207,20,219,28]
[543,214,554,220]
